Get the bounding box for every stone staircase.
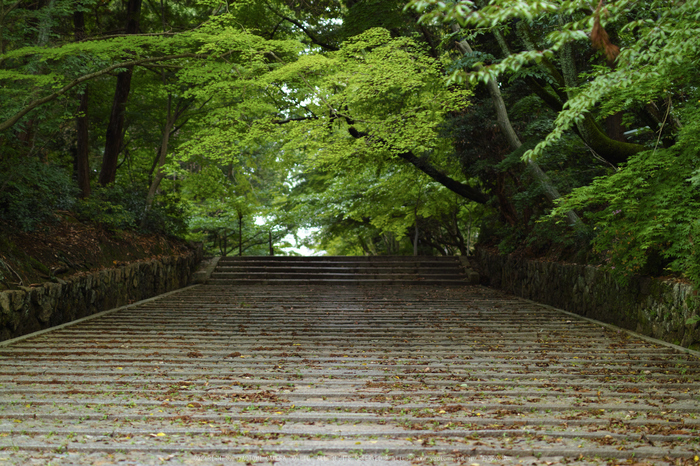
[2,259,700,464]
[206,255,479,286]
[2,281,700,465]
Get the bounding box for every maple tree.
[2,0,700,288]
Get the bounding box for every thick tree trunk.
[98,69,133,185]
[98,0,142,186]
[74,9,90,198]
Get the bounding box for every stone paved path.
[1,258,700,465]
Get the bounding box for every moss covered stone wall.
[474,247,700,350]
[0,249,202,341]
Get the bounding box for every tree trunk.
[98,69,132,185]
[466,213,472,256]
[413,220,419,256]
[74,9,91,198]
[452,208,467,256]
[238,214,243,257]
[98,0,142,186]
[516,20,643,165]
[453,24,582,228]
[141,95,174,228]
[605,112,627,142]
[36,0,55,46]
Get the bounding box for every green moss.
[56,212,80,224]
[581,116,645,165]
[29,257,49,275]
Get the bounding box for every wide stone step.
[215,265,461,272]
[209,272,464,279]
[207,278,469,286]
[211,255,467,285]
[215,262,462,269]
[218,255,460,262]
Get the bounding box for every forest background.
[1,0,699,291]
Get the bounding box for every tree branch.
[515,20,643,164]
[346,126,488,204]
[262,1,338,51]
[80,31,176,42]
[454,23,582,227]
[79,15,211,42]
[397,150,489,204]
[515,21,567,100]
[272,115,318,124]
[0,53,201,132]
[4,0,22,16]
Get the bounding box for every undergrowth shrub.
[76,186,137,231]
[76,184,186,236]
[0,158,77,231]
[553,102,700,287]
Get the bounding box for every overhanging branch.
[272,115,318,124]
[347,126,488,205]
[262,1,338,51]
[0,53,202,132]
[396,150,489,204]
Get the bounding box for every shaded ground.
[0,212,190,291]
[1,282,699,465]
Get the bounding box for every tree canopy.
[2,0,700,288]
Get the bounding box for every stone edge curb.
[458,256,480,285]
[0,284,199,347]
[191,256,221,284]
[515,292,700,359]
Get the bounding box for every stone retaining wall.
[473,247,700,350]
[0,248,202,342]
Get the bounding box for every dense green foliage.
[2,0,700,289]
[76,184,186,233]
[404,0,700,286]
[554,102,700,283]
[0,157,77,230]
